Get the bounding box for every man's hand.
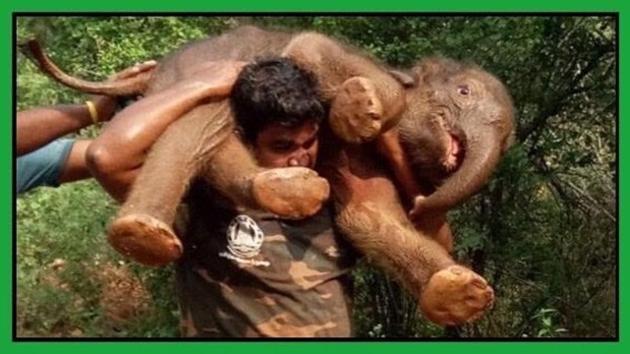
[110,60,158,81]
[185,60,248,96]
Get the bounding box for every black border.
[12,11,620,342]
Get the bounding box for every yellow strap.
[85,100,99,124]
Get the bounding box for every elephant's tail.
[19,39,154,96]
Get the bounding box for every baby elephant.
[23,25,513,326]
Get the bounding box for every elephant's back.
[146,26,293,94]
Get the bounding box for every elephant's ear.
[389,69,418,88]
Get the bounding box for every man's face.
[254,120,319,169]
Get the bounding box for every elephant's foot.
[419,265,494,326]
[108,214,183,267]
[329,76,383,144]
[252,167,330,219]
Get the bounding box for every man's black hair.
[231,57,326,142]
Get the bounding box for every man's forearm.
[57,139,93,184]
[16,104,93,156]
[86,81,227,201]
[87,60,244,201]
[91,82,216,168]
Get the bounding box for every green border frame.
[2,0,624,353]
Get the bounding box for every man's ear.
[389,70,418,88]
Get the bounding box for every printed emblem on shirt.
[219,214,270,267]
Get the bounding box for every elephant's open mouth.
[443,133,464,173]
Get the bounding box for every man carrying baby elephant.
[88,58,357,337]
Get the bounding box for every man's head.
[231,57,326,169]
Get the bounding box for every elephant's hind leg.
[110,102,233,266]
[111,101,331,266]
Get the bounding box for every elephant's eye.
[457,85,470,95]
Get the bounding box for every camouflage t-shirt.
[175,182,356,337]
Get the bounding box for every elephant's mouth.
[443,132,464,173]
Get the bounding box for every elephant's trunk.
[415,121,503,214]
[20,39,152,96]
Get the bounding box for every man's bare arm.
[87,60,246,202]
[17,61,157,157]
[16,97,116,156]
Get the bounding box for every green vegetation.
[16,16,616,338]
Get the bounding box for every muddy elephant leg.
[326,147,493,326]
[110,101,330,266]
[282,32,407,143]
[412,212,455,254]
[109,102,234,266]
[201,134,330,219]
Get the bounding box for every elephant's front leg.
[110,101,330,266]
[282,33,407,143]
[325,147,494,326]
[201,133,330,220]
[376,128,455,252]
[109,102,234,266]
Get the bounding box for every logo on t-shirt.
[219,214,270,267]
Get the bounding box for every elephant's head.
[395,57,515,215]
